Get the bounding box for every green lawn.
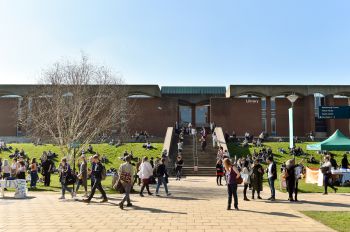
[301,211,350,232]
[0,142,163,193]
[228,141,350,193]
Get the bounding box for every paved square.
[0,177,348,232]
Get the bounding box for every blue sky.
[1,0,350,86]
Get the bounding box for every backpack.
[154,164,162,177]
[101,164,107,180]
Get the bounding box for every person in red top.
[216,159,224,186]
[223,158,240,210]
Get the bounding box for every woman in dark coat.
[285,159,296,201]
[216,159,224,185]
[251,159,264,199]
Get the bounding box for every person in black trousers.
[216,159,224,186]
[83,155,107,203]
[42,158,53,186]
[285,159,296,201]
[266,156,277,201]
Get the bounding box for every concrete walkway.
[0,177,349,232]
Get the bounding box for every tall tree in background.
[21,55,130,158]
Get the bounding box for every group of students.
[0,157,40,189]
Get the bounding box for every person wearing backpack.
[118,155,134,209]
[155,158,171,196]
[83,154,108,203]
[223,158,240,210]
[58,157,74,200]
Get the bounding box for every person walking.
[175,155,184,181]
[83,155,108,203]
[155,158,171,196]
[285,159,297,201]
[223,158,240,210]
[212,132,217,148]
[241,160,252,201]
[266,156,277,201]
[75,154,88,197]
[139,156,153,197]
[321,156,338,195]
[41,156,53,186]
[216,159,224,186]
[118,155,134,209]
[251,159,264,199]
[58,158,74,200]
[30,158,38,189]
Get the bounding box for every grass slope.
[227,141,350,193]
[301,211,350,232]
[0,143,163,193]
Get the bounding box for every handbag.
[120,172,132,183]
[113,179,125,193]
[236,176,243,184]
[65,172,77,185]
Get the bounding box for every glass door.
[179,105,192,127]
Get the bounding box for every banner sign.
[318,106,350,119]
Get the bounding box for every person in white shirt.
[212,132,217,148]
[321,156,338,195]
[138,157,153,197]
[2,159,11,179]
[266,157,277,201]
[177,141,183,153]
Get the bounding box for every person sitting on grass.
[87,144,94,154]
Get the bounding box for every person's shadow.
[238,209,300,218]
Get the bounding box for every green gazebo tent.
[307,129,350,151]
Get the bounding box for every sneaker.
[119,202,124,210]
[234,207,239,211]
[257,196,262,200]
[166,193,171,196]
[100,198,108,203]
[244,198,250,201]
[323,192,328,195]
[227,206,231,210]
[126,203,133,207]
[140,193,144,197]
[58,196,65,200]
[156,193,160,196]
[148,192,153,196]
[270,198,276,201]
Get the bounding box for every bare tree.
[21,55,130,159]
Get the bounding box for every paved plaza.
[0,177,349,232]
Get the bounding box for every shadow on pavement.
[130,205,187,214]
[0,196,36,200]
[239,209,300,218]
[297,200,350,208]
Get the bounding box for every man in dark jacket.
[155,158,171,196]
[267,156,277,201]
[83,155,107,203]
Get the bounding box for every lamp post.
[287,94,299,159]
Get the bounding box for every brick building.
[1,84,350,138]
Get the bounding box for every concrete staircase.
[180,134,217,176]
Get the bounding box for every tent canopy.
[307,130,350,151]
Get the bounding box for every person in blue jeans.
[223,158,240,210]
[30,158,39,188]
[266,156,277,201]
[155,158,171,196]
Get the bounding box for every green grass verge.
[228,141,350,193]
[0,143,163,193]
[301,211,350,232]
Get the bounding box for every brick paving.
[1,177,349,232]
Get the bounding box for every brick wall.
[127,97,178,137]
[0,98,18,136]
[210,97,262,136]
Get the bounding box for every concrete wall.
[210,97,262,136]
[0,98,18,136]
[127,97,178,137]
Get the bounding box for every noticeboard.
[318,106,350,119]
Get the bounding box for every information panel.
[318,106,350,119]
